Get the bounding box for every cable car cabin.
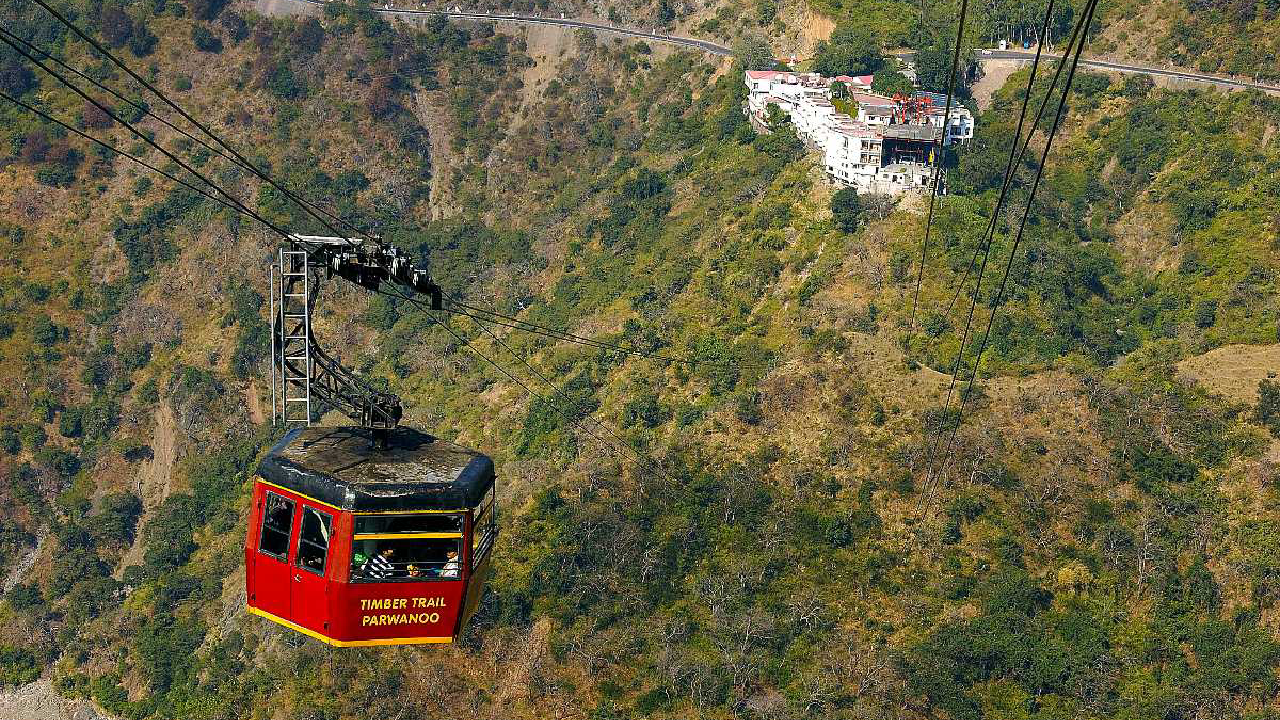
[245,426,496,646]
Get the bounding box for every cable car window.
[471,487,495,569]
[353,514,462,535]
[259,492,295,560]
[295,506,333,575]
[350,537,461,582]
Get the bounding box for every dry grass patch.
[1177,343,1280,404]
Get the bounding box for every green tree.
[754,124,804,162]
[621,392,669,429]
[128,21,158,57]
[189,0,229,21]
[734,391,764,424]
[733,33,774,71]
[30,315,65,347]
[0,47,36,96]
[225,281,268,379]
[264,63,305,99]
[99,4,135,48]
[191,24,222,53]
[17,424,45,451]
[222,11,249,44]
[94,492,144,545]
[143,493,200,573]
[516,373,599,458]
[831,186,863,232]
[5,583,42,612]
[1122,73,1155,99]
[1193,299,1217,328]
[872,67,915,96]
[37,448,80,478]
[763,102,789,131]
[49,547,108,596]
[0,647,39,688]
[657,0,675,23]
[291,17,325,54]
[0,427,16,455]
[914,34,977,96]
[812,23,882,77]
[30,393,60,423]
[754,0,777,25]
[1257,380,1280,436]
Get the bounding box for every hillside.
[1,1,1280,719]
[1093,0,1280,81]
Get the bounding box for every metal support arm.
[271,235,439,446]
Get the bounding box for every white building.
[914,90,976,144]
[743,70,975,196]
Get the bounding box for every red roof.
[831,75,874,87]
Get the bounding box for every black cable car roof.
[257,426,495,511]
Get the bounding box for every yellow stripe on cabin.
[247,605,454,646]
[352,532,463,540]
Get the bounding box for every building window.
[259,492,295,560]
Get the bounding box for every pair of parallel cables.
[1,0,755,479]
[909,0,1101,496]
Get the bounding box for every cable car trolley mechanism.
[245,234,497,645]
[0,2,699,649]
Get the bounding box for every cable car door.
[255,491,296,619]
[291,505,334,634]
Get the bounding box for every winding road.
[979,49,1279,94]
[269,0,733,55]
[261,0,1279,95]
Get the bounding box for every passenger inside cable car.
[353,539,460,579]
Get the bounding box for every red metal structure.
[246,426,496,645]
[891,93,934,123]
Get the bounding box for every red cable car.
[245,426,496,646]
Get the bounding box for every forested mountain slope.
[482,0,1280,86]
[1,1,1280,719]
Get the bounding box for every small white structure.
[743,70,974,196]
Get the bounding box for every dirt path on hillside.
[513,23,578,118]
[768,5,834,62]
[0,681,115,720]
[253,0,321,17]
[3,529,47,592]
[137,404,178,505]
[246,380,265,425]
[410,92,460,219]
[972,59,1021,110]
[114,404,179,578]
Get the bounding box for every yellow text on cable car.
[360,597,448,611]
[361,612,441,627]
